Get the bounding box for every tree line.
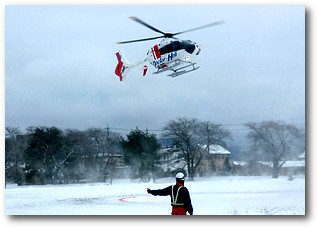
[5,117,305,185]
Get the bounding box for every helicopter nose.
[195,45,201,55]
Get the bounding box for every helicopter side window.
[159,41,183,55]
[172,41,183,51]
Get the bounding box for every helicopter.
[115,17,224,81]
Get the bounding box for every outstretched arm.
[147,186,172,196]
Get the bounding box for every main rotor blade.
[173,20,225,36]
[129,16,167,36]
[117,35,165,44]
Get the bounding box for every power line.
[107,121,305,134]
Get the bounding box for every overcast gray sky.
[5,5,305,134]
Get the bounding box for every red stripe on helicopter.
[153,45,161,59]
[160,63,168,68]
[151,47,156,60]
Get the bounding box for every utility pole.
[106,124,110,147]
[206,123,210,154]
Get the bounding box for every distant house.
[233,161,272,176]
[279,151,305,176]
[158,144,234,177]
[233,151,305,176]
[158,145,187,176]
[197,144,233,176]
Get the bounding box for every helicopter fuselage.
[146,39,201,72]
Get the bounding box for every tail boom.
[115,51,148,81]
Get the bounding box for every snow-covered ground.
[5,175,305,215]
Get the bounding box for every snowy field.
[5,175,305,215]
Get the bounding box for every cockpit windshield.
[159,40,195,55]
[181,40,196,54]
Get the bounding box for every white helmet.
[176,172,185,181]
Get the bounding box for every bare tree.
[245,120,304,178]
[84,127,123,183]
[200,121,231,152]
[104,126,123,185]
[163,117,233,180]
[162,117,203,180]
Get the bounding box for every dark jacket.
[150,184,193,215]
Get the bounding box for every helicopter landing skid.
[153,60,199,77]
[167,62,199,78]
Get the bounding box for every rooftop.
[204,144,231,155]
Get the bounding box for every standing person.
[147,172,193,215]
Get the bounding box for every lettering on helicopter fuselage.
[153,52,177,67]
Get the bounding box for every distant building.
[198,144,233,176]
[233,151,305,176]
[279,151,305,176]
[158,144,234,177]
[158,145,187,176]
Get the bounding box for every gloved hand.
[147,188,152,194]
